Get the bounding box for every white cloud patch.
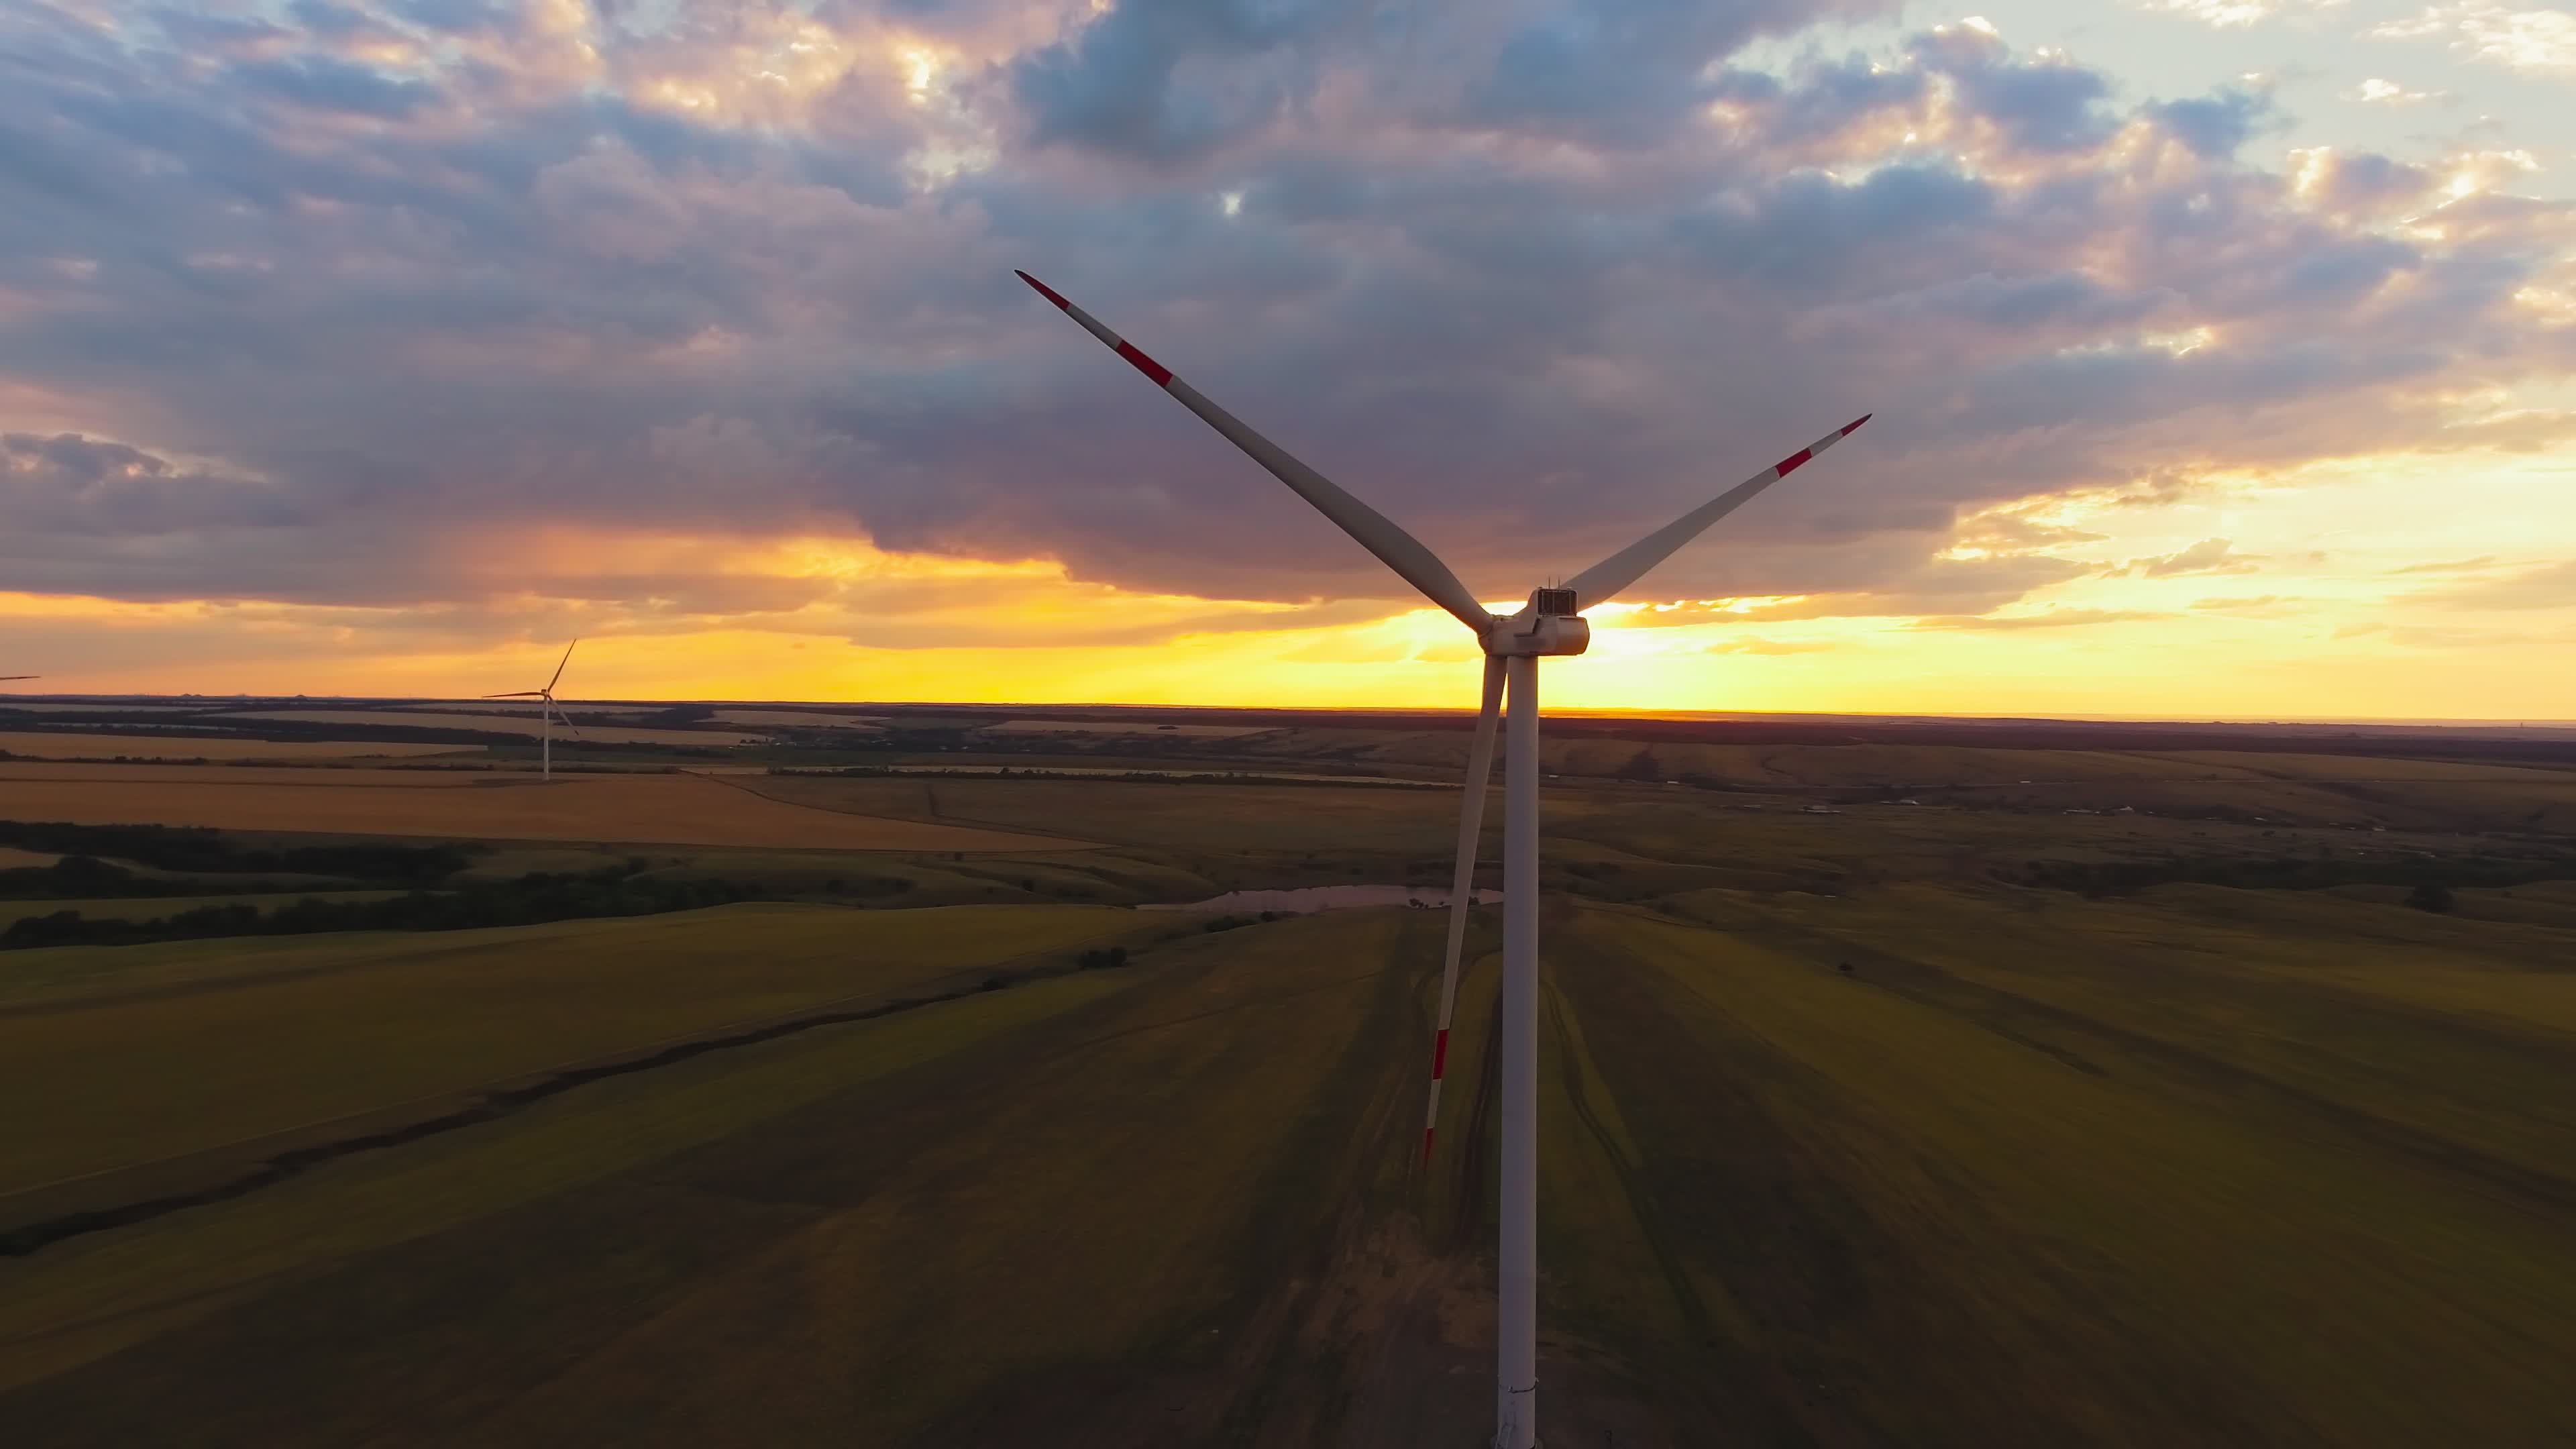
[2139,0,2347,28]
[2371,5,2576,72]
[2351,77,2447,104]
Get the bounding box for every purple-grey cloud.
[0,0,2569,632]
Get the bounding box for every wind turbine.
[485,641,580,782]
[1019,270,1868,1449]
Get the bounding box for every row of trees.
[0,820,472,884]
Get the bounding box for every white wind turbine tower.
[485,641,580,782]
[1020,270,1868,1449]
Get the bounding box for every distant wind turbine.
[485,641,580,782]
[1020,270,1868,1449]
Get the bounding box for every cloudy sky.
[3,0,2571,716]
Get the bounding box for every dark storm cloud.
[0,1,2569,625]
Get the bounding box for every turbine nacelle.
[1483,590,1591,657]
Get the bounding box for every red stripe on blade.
[1430,1028,1450,1079]
[1114,339,1173,387]
[1774,446,1814,476]
[1013,270,1071,311]
[1841,413,1872,435]
[1421,1127,1437,1164]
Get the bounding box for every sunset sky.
[3,0,2571,717]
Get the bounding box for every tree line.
[0,867,757,951]
[0,820,472,884]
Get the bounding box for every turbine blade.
[0,676,36,681]
[545,694,584,739]
[546,638,579,694]
[484,691,546,698]
[1017,270,1490,632]
[1564,415,1872,611]
[1423,655,1505,1166]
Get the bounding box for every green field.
[0,904,1164,1197]
[1,746,2573,1444]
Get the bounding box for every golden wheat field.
[223,711,765,747]
[0,764,1086,852]
[0,733,471,762]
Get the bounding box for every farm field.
[977,719,1271,738]
[0,876,2569,1443]
[748,773,1473,856]
[399,700,663,718]
[0,764,1084,852]
[0,704,208,714]
[0,902,1163,1201]
[709,708,885,728]
[223,710,765,747]
[0,733,471,761]
[0,731,2571,1444]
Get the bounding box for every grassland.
[0,764,1083,852]
[0,733,2571,1444]
[0,733,471,761]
